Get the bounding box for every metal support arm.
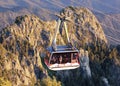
[63,21,70,43]
[52,18,61,50]
[52,18,72,51]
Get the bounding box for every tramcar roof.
[47,45,79,53]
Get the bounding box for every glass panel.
[50,52,79,64]
[71,52,79,63]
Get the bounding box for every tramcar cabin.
[44,45,80,71]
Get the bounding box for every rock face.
[0,14,58,85]
[59,7,107,45]
[0,15,51,85]
[0,7,108,85]
[0,0,120,45]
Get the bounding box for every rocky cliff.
[0,7,119,86]
[59,7,107,45]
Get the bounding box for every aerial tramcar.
[44,17,80,71]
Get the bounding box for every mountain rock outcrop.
[0,7,108,86]
[1,0,120,44]
[59,7,107,45]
